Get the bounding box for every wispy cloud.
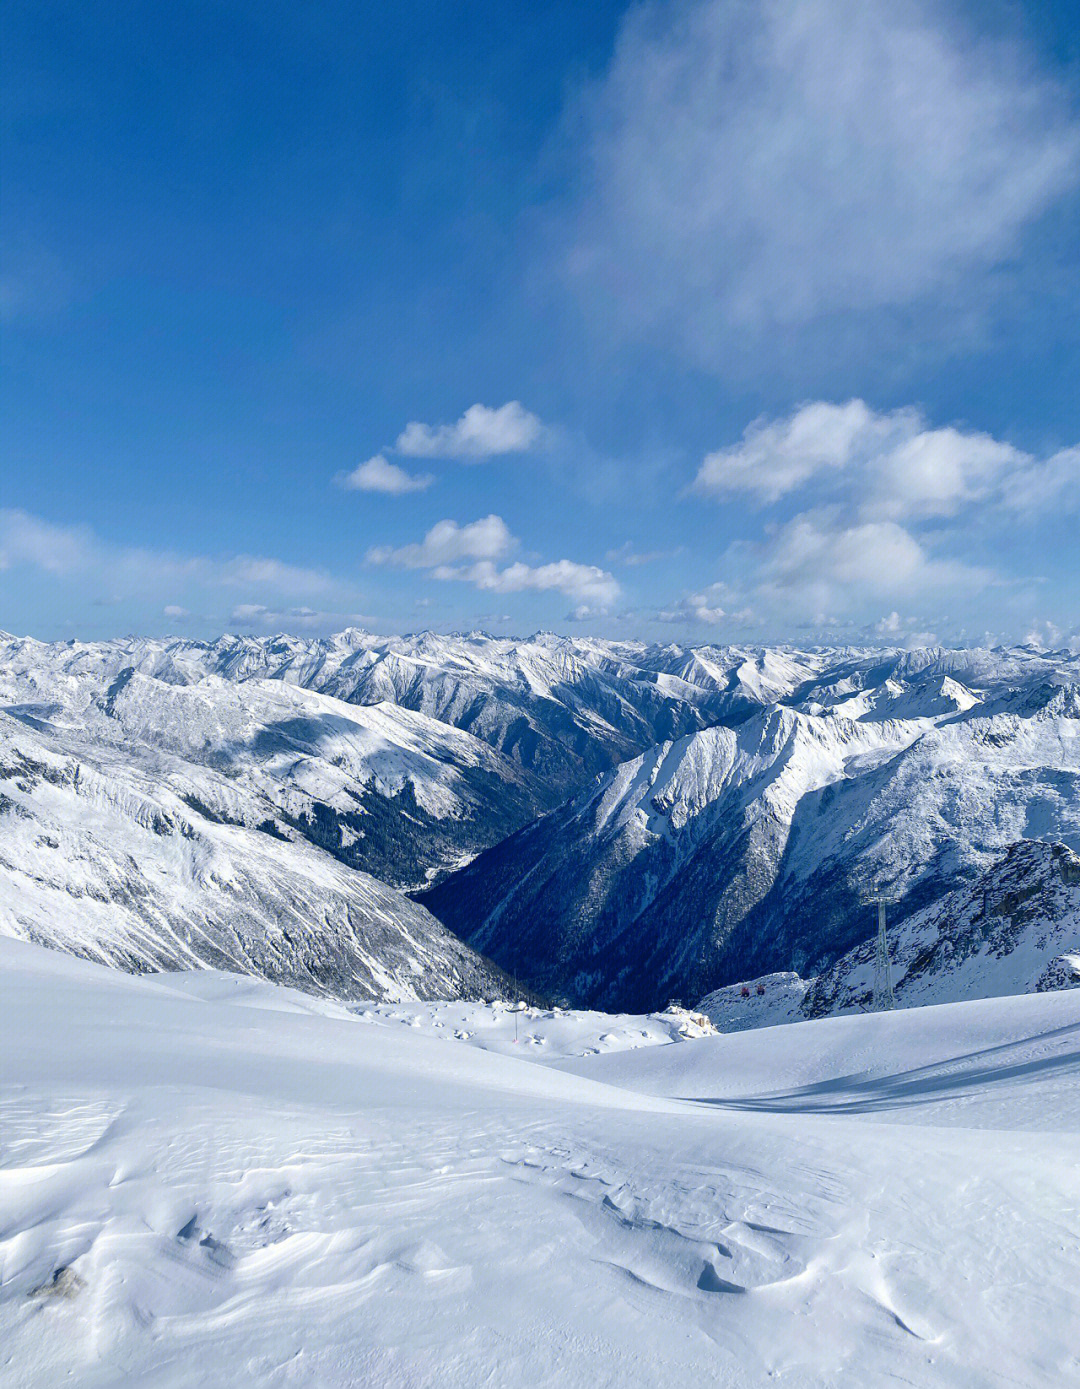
[707,506,994,634]
[1023,618,1080,654]
[395,402,544,459]
[606,542,685,567]
[757,510,988,594]
[872,611,941,648]
[0,508,348,614]
[229,604,369,630]
[0,509,96,574]
[564,0,1079,368]
[338,455,434,494]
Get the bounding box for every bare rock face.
[30,1266,86,1300]
[1036,952,1080,992]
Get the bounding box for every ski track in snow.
[3,941,1079,1387]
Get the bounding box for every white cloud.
[367,515,620,608]
[606,542,685,566]
[872,426,1020,521]
[695,401,881,504]
[230,604,368,630]
[163,605,189,620]
[1002,445,1080,515]
[0,509,95,574]
[694,400,1077,522]
[217,556,330,594]
[367,515,515,568]
[1022,618,1080,653]
[743,509,991,623]
[567,0,1079,364]
[0,509,345,613]
[339,455,433,494]
[395,402,544,459]
[765,514,929,589]
[657,588,728,624]
[870,611,943,647]
[433,558,620,609]
[691,401,1077,634]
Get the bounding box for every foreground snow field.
[2,941,1079,1388]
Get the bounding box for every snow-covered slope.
[0,661,541,888]
[700,840,1080,1031]
[0,710,513,1002]
[356,998,716,1059]
[423,684,1080,1010]
[695,972,812,1032]
[3,938,1078,1387]
[805,838,1080,1014]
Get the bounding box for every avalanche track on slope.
[2,939,1078,1388]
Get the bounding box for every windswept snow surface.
[3,940,1079,1388]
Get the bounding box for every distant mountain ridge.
[5,629,1074,800]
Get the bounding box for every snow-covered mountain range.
[8,628,1072,799]
[0,647,544,890]
[3,628,1079,1009]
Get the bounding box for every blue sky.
[3,0,1078,648]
